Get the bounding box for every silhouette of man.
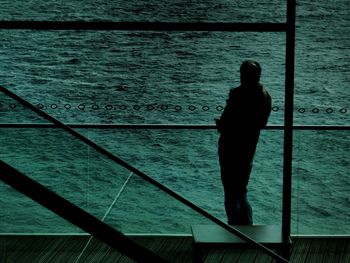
[216,60,271,225]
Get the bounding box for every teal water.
[0,0,349,235]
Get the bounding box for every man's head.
[240,60,261,86]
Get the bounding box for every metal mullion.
[0,21,287,32]
[0,123,349,130]
[282,0,296,242]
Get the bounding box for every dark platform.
[191,225,292,262]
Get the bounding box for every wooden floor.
[1,235,349,263]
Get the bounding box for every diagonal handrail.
[0,160,167,263]
[0,85,289,262]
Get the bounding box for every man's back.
[217,84,271,139]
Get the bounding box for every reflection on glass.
[292,130,350,235]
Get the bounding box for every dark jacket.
[217,84,271,161]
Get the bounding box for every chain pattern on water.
[0,102,348,114]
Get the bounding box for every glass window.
[0,88,211,238]
[1,1,286,23]
[0,30,285,125]
[292,129,350,235]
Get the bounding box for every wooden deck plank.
[1,235,350,263]
[220,249,241,263]
[339,238,350,263]
[236,249,259,263]
[203,249,225,262]
[175,237,194,263]
[48,237,86,263]
[0,238,6,263]
[305,238,328,263]
[25,237,58,263]
[71,237,107,263]
[5,236,29,262]
[156,237,181,262]
[289,237,313,263]
[253,249,274,263]
[162,237,193,263]
[35,237,68,263]
[6,236,58,263]
[322,238,344,263]
[98,247,125,263]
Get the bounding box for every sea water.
[0,0,349,235]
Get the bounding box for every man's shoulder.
[262,87,271,101]
[228,86,243,97]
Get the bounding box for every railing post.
[283,0,296,241]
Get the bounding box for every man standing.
[216,60,271,225]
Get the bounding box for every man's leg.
[224,191,241,225]
[219,149,253,225]
[224,191,252,225]
[239,193,253,225]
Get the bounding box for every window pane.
[104,175,211,234]
[0,30,285,125]
[1,1,286,23]
[295,1,350,125]
[0,88,213,236]
[292,130,350,235]
[0,180,82,233]
[83,128,284,227]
